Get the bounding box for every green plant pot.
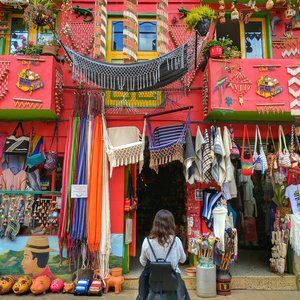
[195,18,211,36]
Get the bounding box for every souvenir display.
[50,278,64,293]
[30,275,51,295]
[16,68,44,94]
[256,76,283,98]
[0,275,15,294]
[63,282,75,294]
[104,268,124,294]
[12,276,32,295]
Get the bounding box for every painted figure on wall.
[21,236,55,279]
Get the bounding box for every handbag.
[278,125,291,168]
[241,125,254,176]
[26,134,46,168]
[253,125,268,174]
[266,125,277,177]
[4,122,29,155]
[229,125,240,159]
[44,123,58,171]
[289,125,300,169]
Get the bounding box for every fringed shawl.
[103,117,146,177]
[147,111,190,173]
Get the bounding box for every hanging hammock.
[103,116,146,177]
[60,34,207,92]
[147,110,191,173]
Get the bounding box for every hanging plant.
[23,0,56,30]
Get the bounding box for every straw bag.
[44,123,58,171]
[266,125,277,176]
[253,125,268,174]
[241,125,254,176]
[278,125,291,168]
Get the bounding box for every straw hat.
[23,237,55,253]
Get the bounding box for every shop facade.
[0,0,299,291]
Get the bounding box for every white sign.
[71,184,88,198]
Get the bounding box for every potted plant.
[184,5,215,36]
[41,38,59,56]
[202,39,222,58]
[13,41,44,56]
[23,0,56,30]
[219,36,241,59]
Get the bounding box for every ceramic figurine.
[30,275,51,295]
[231,8,239,21]
[63,281,75,293]
[0,275,15,294]
[12,276,32,295]
[104,268,124,294]
[50,278,64,293]
[266,0,274,10]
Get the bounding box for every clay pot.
[195,18,211,36]
[185,267,196,277]
[42,45,57,56]
[111,268,122,277]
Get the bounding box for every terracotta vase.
[42,45,57,56]
[111,267,122,277]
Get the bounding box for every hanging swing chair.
[103,116,146,177]
[147,110,191,173]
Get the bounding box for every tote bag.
[253,125,268,173]
[278,125,291,168]
[266,125,277,176]
[4,122,29,155]
[241,125,254,176]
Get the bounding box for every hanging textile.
[87,115,103,253]
[123,0,138,62]
[103,117,146,177]
[71,116,88,242]
[156,0,168,56]
[60,33,207,92]
[58,117,74,257]
[147,111,190,173]
[99,120,111,278]
[94,0,107,59]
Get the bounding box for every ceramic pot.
[42,45,57,56]
[111,267,122,277]
[195,18,211,36]
[185,267,196,277]
[292,13,300,30]
[216,270,231,296]
[266,0,274,10]
[209,46,223,58]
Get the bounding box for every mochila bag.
[26,134,46,168]
[289,125,300,169]
[241,125,254,176]
[253,125,268,174]
[278,125,291,168]
[229,125,240,159]
[4,122,29,155]
[44,123,58,171]
[266,125,277,177]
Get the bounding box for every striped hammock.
[147,111,191,172]
[103,117,146,177]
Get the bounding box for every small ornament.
[225,97,233,106]
[231,8,239,21]
[266,0,274,10]
[256,75,283,98]
[16,67,44,94]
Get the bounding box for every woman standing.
[137,209,190,300]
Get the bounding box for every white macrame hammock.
[103,117,146,177]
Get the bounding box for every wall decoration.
[256,76,283,98]
[287,66,300,117]
[16,68,44,94]
[156,0,168,56]
[225,97,233,106]
[253,64,281,72]
[256,103,285,114]
[55,69,64,116]
[13,98,43,109]
[214,76,228,106]
[0,61,10,100]
[73,5,94,22]
[202,70,209,116]
[228,67,252,105]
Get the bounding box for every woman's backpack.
[147,237,178,294]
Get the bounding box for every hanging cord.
[81,243,87,270]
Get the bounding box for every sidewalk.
[2,289,300,300]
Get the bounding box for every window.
[106,17,163,108]
[9,18,28,54]
[217,17,269,58]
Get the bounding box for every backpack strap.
[147,236,176,262]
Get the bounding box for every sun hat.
[23,236,56,253]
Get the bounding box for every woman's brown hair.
[148,209,176,246]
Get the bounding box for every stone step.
[123,274,297,291]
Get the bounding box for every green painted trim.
[0,110,58,120]
[122,212,130,274]
[266,13,272,59]
[0,190,61,195]
[206,110,293,122]
[0,39,4,55]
